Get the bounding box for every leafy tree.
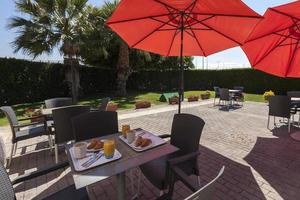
[8,0,92,102]
[80,1,194,96]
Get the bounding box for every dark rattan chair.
[44,98,73,108]
[268,95,294,133]
[99,97,111,111]
[0,106,50,167]
[219,88,232,110]
[213,87,220,106]
[0,161,89,200]
[52,105,90,163]
[72,111,118,142]
[139,114,205,196]
[159,166,225,200]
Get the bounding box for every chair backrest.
[72,111,118,142]
[170,114,205,155]
[99,97,110,111]
[0,163,15,200]
[233,86,244,92]
[184,166,225,200]
[213,87,220,97]
[268,95,291,118]
[45,97,73,108]
[287,91,300,98]
[0,106,18,140]
[219,88,230,101]
[52,106,90,144]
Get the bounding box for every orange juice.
[104,140,115,159]
[121,124,130,138]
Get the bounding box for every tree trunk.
[115,40,130,96]
[64,58,80,104]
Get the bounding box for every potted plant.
[188,95,199,102]
[201,91,211,100]
[106,102,118,111]
[168,96,179,105]
[263,90,275,101]
[135,101,151,109]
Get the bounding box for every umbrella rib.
[167,29,180,56]
[190,12,262,19]
[131,13,181,48]
[285,40,300,77]
[153,0,180,12]
[107,13,171,25]
[253,33,292,67]
[184,0,197,13]
[183,15,207,56]
[150,16,178,28]
[270,8,300,21]
[279,42,299,47]
[184,15,215,29]
[246,24,297,43]
[188,15,242,45]
[273,32,298,41]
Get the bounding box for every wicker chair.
[139,114,205,196]
[0,106,50,167]
[0,161,89,200]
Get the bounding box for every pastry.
[141,138,151,147]
[134,136,143,147]
[87,139,98,149]
[94,141,104,150]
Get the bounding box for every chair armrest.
[12,161,69,185]
[159,134,171,139]
[13,122,41,128]
[18,115,46,121]
[171,165,199,192]
[167,151,200,166]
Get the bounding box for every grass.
[0,90,266,126]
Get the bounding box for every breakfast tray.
[69,147,122,172]
[119,128,166,152]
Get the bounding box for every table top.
[229,89,241,93]
[291,97,300,101]
[65,133,178,189]
[41,105,92,115]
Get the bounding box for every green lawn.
[0,91,265,126]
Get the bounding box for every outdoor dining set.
[0,97,225,200]
[267,91,300,141]
[213,86,245,110]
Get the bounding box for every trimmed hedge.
[128,69,300,95]
[1,57,300,105]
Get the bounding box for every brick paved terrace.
[1,101,300,200]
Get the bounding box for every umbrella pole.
[178,12,184,114]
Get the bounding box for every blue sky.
[0,0,295,67]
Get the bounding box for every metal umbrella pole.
[178,12,184,114]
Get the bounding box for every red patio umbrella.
[107,0,261,113]
[242,1,300,78]
[242,1,300,141]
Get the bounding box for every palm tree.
[8,0,91,103]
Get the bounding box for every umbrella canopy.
[107,0,261,112]
[242,1,300,78]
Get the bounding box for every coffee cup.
[74,142,87,159]
[127,130,136,144]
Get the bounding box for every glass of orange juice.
[121,124,130,138]
[104,140,115,159]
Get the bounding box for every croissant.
[87,139,98,149]
[141,138,151,147]
[94,141,104,150]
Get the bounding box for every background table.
[66,133,178,200]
